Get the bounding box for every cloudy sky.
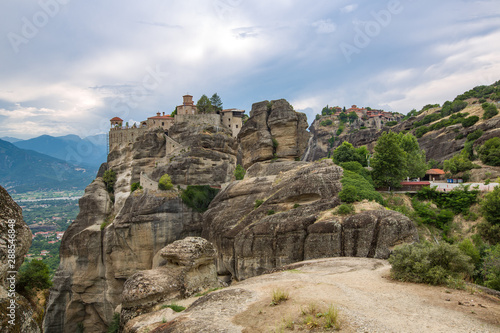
[1,0,499,139]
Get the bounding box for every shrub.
[267,210,275,215]
[315,114,321,120]
[254,199,263,208]
[340,170,384,204]
[462,116,479,127]
[272,137,279,148]
[336,203,354,215]
[333,142,365,166]
[270,288,289,305]
[234,164,246,180]
[455,133,464,140]
[481,185,500,226]
[162,303,186,312]
[339,161,373,185]
[181,185,219,212]
[482,102,499,120]
[388,242,474,285]
[130,182,142,192]
[416,185,479,215]
[16,260,52,295]
[415,126,430,138]
[478,137,500,166]
[158,174,174,190]
[293,203,300,209]
[386,121,398,126]
[103,169,117,193]
[443,152,480,175]
[482,245,500,291]
[107,313,120,333]
[320,119,333,126]
[466,129,483,142]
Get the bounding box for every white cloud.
[312,19,337,34]
[340,4,358,14]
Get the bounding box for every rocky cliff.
[304,100,500,163]
[239,99,309,169]
[0,185,40,332]
[202,160,418,281]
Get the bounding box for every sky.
[0,0,500,140]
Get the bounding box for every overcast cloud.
[0,0,499,139]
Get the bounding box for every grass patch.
[270,288,289,306]
[161,303,186,312]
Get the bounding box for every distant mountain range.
[0,136,23,143]
[10,134,108,169]
[0,139,97,193]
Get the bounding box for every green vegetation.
[158,174,174,190]
[466,129,483,143]
[107,313,120,333]
[482,245,500,290]
[181,185,219,213]
[16,260,52,296]
[339,170,383,204]
[234,164,246,180]
[416,185,479,215]
[210,93,223,112]
[443,151,480,175]
[386,120,398,127]
[267,210,275,215]
[371,131,406,189]
[196,94,214,113]
[272,137,279,148]
[478,137,500,166]
[332,142,367,166]
[162,303,186,312]
[461,115,479,127]
[481,185,500,225]
[388,242,474,285]
[482,102,498,119]
[399,132,427,179]
[455,81,500,101]
[411,198,454,235]
[194,287,222,297]
[103,169,117,193]
[336,123,345,136]
[270,288,289,306]
[130,182,142,192]
[336,203,354,215]
[320,119,333,126]
[347,111,358,123]
[254,199,264,208]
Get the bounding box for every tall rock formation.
[43,122,236,333]
[0,185,40,332]
[202,160,418,280]
[239,99,309,168]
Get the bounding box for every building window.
[162,122,164,126]
[235,125,238,128]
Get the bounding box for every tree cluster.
[196,93,223,114]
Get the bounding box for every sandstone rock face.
[121,237,219,325]
[0,185,40,333]
[239,99,309,169]
[202,160,418,281]
[151,122,238,186]
[43,183,203,333]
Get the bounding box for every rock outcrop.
[121,237,219,325]
[202,160,418,280]
[239,99,309,169]
[43,182,203,333]
[0,185,40,332]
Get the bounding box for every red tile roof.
[110,117,123,121]
[426,169,445,175]
[148,115,173,119]
[400,181,431,186]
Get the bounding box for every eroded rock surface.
[202,160,418,281]
[239,99,309,169]
[121,237,219,325]
[0,186,40,333]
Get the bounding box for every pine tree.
[210,93,223,112]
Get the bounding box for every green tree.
[482,245,500,291]
[332,142,364,165]
[158,174,174,190]
[16,260,52,295]
[234,164,246,180]
[482,102,499,120]
[443,151,480,175]
[398,133,427,179]
[338,112,348,123]
[347,111,358,123]
[171,107,177,116]
[478,137,500,166]
[103,169,117,193]
[371,131,406,189]
[196,94,213,114]
[481,185,500,226]
[355,146,370,167]
[210,93,223,112]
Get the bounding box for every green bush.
[130,182,142,192]
[267,210,275,215]
[234,164,246,180]
[339,161,373,185]
[103,169,117,193]
[16,260,52,295]
[320,119,333,126]
[482,245,500,291]
[478,137,500,166]
[333,142,365,166]
[416,185,479,215]
[482,102,499,120]
[443,152,480,175]
[181,185,220,212]
[466,129,483,142]
[340,170,383,204]
[388,242,474,285]
[386,121,398,127]
[107,313,120,333]
[481,185,500,226]
[158,174,174,190]
[415,126,430,138]
[254,199,263,208]
[336,204,354,215]
[462,116,479,127]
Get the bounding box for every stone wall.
[174,114,221,128]
[165,136,184,156]
[109,127,148,151]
